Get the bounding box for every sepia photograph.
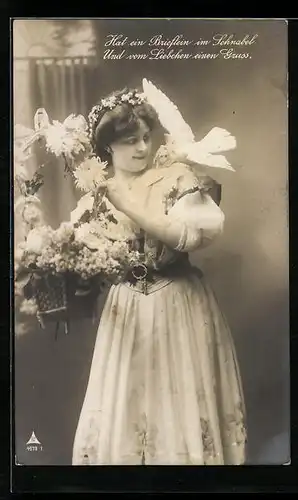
[12,18,289,467]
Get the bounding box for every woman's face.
[109,118,152,174]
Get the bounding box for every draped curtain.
[26,56,102,228]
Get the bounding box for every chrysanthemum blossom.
[73,157,108,193]
[44,119,89,159]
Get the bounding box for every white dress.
[72,163,247,465]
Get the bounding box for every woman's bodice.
[104,163,222,272]
[129,229,181,271]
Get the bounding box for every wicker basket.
[65,273,103,321]
[26,271,103,334]
[30,272,68,331]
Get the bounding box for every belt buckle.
[131,263,148,294]
[131,263,148,281]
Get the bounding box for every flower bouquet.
[15,219,140,331]
[14,108,140,335]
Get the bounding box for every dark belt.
[123,256,202,294]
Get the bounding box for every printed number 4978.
[26,445,43,452]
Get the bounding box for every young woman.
[72,87,247,465]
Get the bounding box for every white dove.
[142,78,236,172]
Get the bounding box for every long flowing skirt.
[72,269,247,465]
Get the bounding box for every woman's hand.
[103,177,185,250]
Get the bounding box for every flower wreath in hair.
[87,89,146,150]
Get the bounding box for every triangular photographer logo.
[26,431,41,445]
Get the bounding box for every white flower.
[20,298,38,315]
[15,245,25,264]
[52,221,74,245]
[102,97,117,109]
[73,157,108,193]
[14,164,29,182]
[15,280,25,297]
[14,123,35,141]
[74,222,104,249]
[63,114,88,132]
[101,223,133,241]
[22,202,44,226]
[88,105,101,129]
[109,240,131,259]
[121,93,131,102]
[15,321,32,336]
[44,121,71,155]
[14,143,32,171]
[25,226,53,254]
[14,247,25,274]
[15,194,40,211]
[44,119,89,159]
[70,192,94,223]
[36,244,60,270]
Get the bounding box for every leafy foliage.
[23,170,44,196]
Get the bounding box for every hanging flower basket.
[14,108,140,338]
[64,272,104,321]
[28,271,68,332]
[25,271,103,335]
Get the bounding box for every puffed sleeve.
[165,164,225,252]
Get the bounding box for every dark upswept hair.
[89,87,160,164]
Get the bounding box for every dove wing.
[186,146,235,170]
[142,78,195,145]
[183,126,236,170]
[187,151,235,172]
[195,127,237,153]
